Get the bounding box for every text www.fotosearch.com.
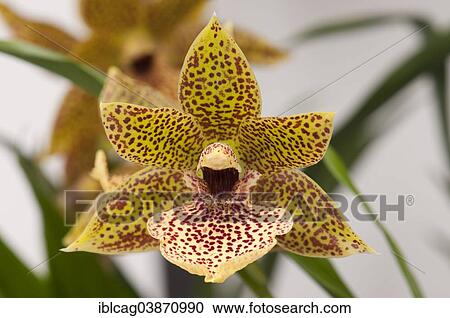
[98,300,351,316]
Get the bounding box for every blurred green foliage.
[0,40,104,96]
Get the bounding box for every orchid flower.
[0,0,287,184]
[63,15,374,283]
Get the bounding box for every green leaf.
[1,140,138,297]
[238,263,273,298]
[288,14,429,45]
[307,31,450,191]
[431,64,450,169]
[323,146,424,298]
[0,39,104,96]
[0,235,48,297]
[259,253,279,278]
[257,252,354,298]
[286,15,436,191]
[286,254,354,297]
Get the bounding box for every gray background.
[0,0,449,297]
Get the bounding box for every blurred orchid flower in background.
[63,16,373,283]
[0,0,287,184]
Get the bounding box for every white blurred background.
[0,0,449,297]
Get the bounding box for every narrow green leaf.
[0,39,104,96]
[0,235,48,297]
[18,154,138,297]
[238,263,273,298]
[259,252,354,298]
[323,146,424,298]
[431,64,450,169]
[1,140,138,297]
[286,254,354,297]
[288,14,429,45]
[259,253,279,278]
[287,15,439,192]
[307,31,450,191]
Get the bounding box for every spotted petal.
[80,0,140,33]
[63,206,95,247]
[237,112,334,172]
[254,170,374,257]
[178,15,261,142]
[149,200,291,283]
[63,166,191,254]
[100,67,177,108]
[100,103,205,169]
[63,150,136,246]
[0,3,78,53]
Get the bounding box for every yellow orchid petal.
[100,102,205,169]
[237,112,335,172]
[63,150,136,246]
[73,34,122,71]
[0,3,78,53]
[148,173,292,283]
[254,170,375,257]
[49,87,101,155]
[90,150,129,192]
[63,206,95,247]
[63,166,190,254]
[49,87,104,184]
[145,0,207,39]
[178,15,261,142]
[64,139,97,185]
[100,67,177,108]
[234,27,288,65]
[79,0,140,33]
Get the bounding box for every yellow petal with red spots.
[100,67,177,108]
[79,0,141,33]
[254,170,375,257]
[148,173,292,283]
[100,102,205,169]
[178,15,261,142]
[63,150,136,246]
[145,0,207,39]
[237,112,335,172]
[62,166,191,254]
[0,3,78,53]
[234,27,289,65]
[63,206,95,247]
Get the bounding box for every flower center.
[130,53,154,75]
[202,167,239,195]
[197,142,242,195]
